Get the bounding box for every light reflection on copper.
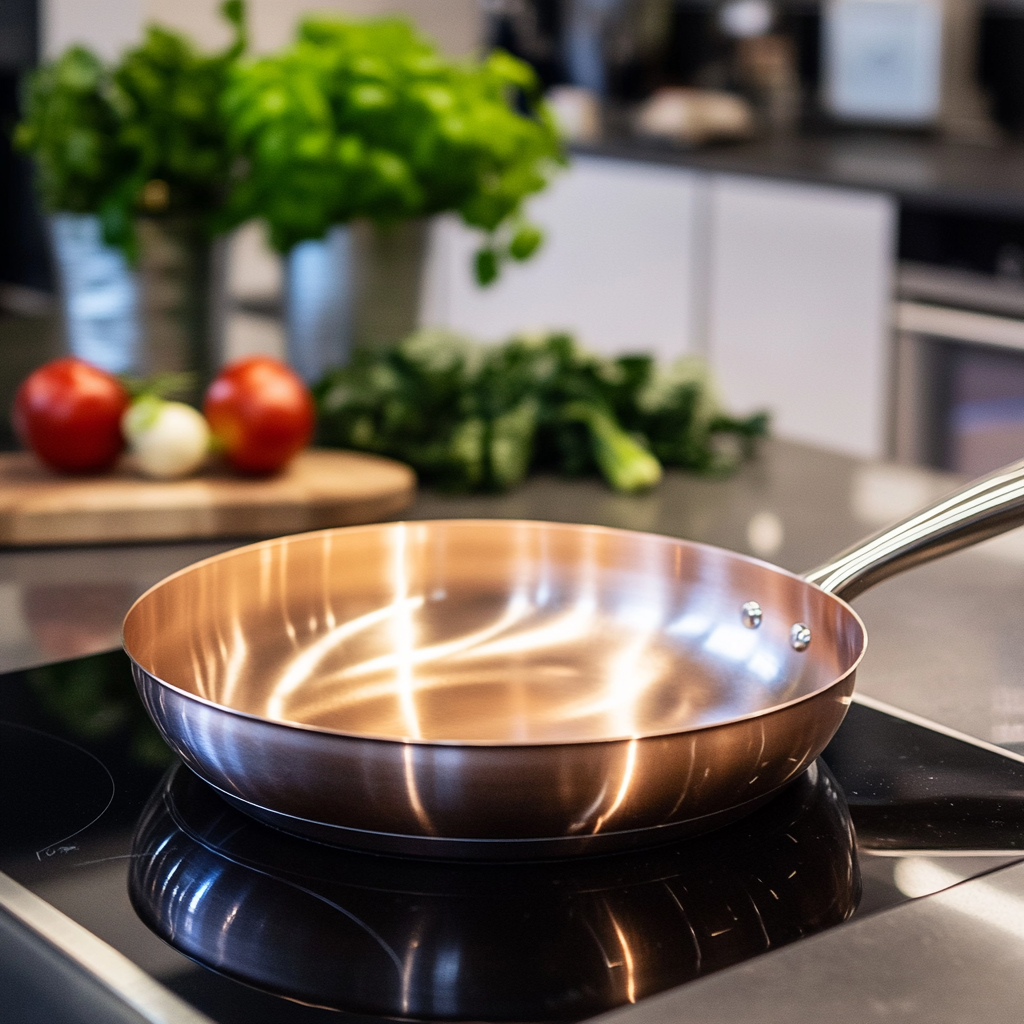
[275,585,697,740]
[606,906,637,1003]
[748,650,781,682]
[320,533,336,631]
[278,540,297,647]
[325,592,533,683]
[265,596,426,723]
[188,645,207,701]
[258,544,273,609]
[704,624,759,662]
[391,524,421,742]
[592,738,638,833]
[436,600,590,663]
[219,619,248,711]
[668,612,713,638]
[600,594,665,736]
[403,741,435,834]
[129,520,857,744]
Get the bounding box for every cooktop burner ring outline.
[0,719,117,861]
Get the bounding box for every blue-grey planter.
[285,225,354,385]
[50,212,139,374]
[50,213,225,398]
[285,219,429,384]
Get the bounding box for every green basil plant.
[13,46,132,217]
[16,1,245,259]
[223,16,566,283]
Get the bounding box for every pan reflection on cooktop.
[128,759,859,1021]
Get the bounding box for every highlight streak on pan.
[391,524,435,833]
[592,739,638,833]
[323,594,535,682]
[265,596,426,722]
[605,903,638,1003]
[403,742,436,835]
[391,524,421,742]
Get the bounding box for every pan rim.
[123,519,868,748]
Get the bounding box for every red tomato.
[13,357,130,473]
[203,357,314,474]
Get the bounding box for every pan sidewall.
[132,661,855,848]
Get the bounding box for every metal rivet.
[790,623,811,651]
[741,601,763,629]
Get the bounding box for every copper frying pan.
[123,459,1024,858]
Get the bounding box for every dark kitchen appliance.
[0,0,51,302]
[894,206,1024,475]
[3,648,1024,1023]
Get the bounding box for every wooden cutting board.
[0,449,416,546]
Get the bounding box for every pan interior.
[123,521,864,745]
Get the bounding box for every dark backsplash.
[489,1,1024,137]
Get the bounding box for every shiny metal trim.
[805,457,1024,599]
[864,850,1024,858]
[0,870,214,1024]
[896,298,1024,352]
[851,692,1024,766]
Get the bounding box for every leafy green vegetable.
[562,401,662,493]
[15,1,246,258]
[223,16,565,281]
[118,370,197,401]
[101,0,246,253]
[14,46,134,214]
[314,331,769,493]
[16,5,561,283]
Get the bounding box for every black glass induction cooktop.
[3,650,1024,1023]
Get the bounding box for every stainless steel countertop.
[4,437,1024,1022]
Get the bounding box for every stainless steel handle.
[804,458,1024,600]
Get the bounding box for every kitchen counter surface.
[578,132,1024,217]
[5,437,1024,1024]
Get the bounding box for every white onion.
[122,398,210,479]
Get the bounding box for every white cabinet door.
[706,175,896,459]
[421,155,705,361]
